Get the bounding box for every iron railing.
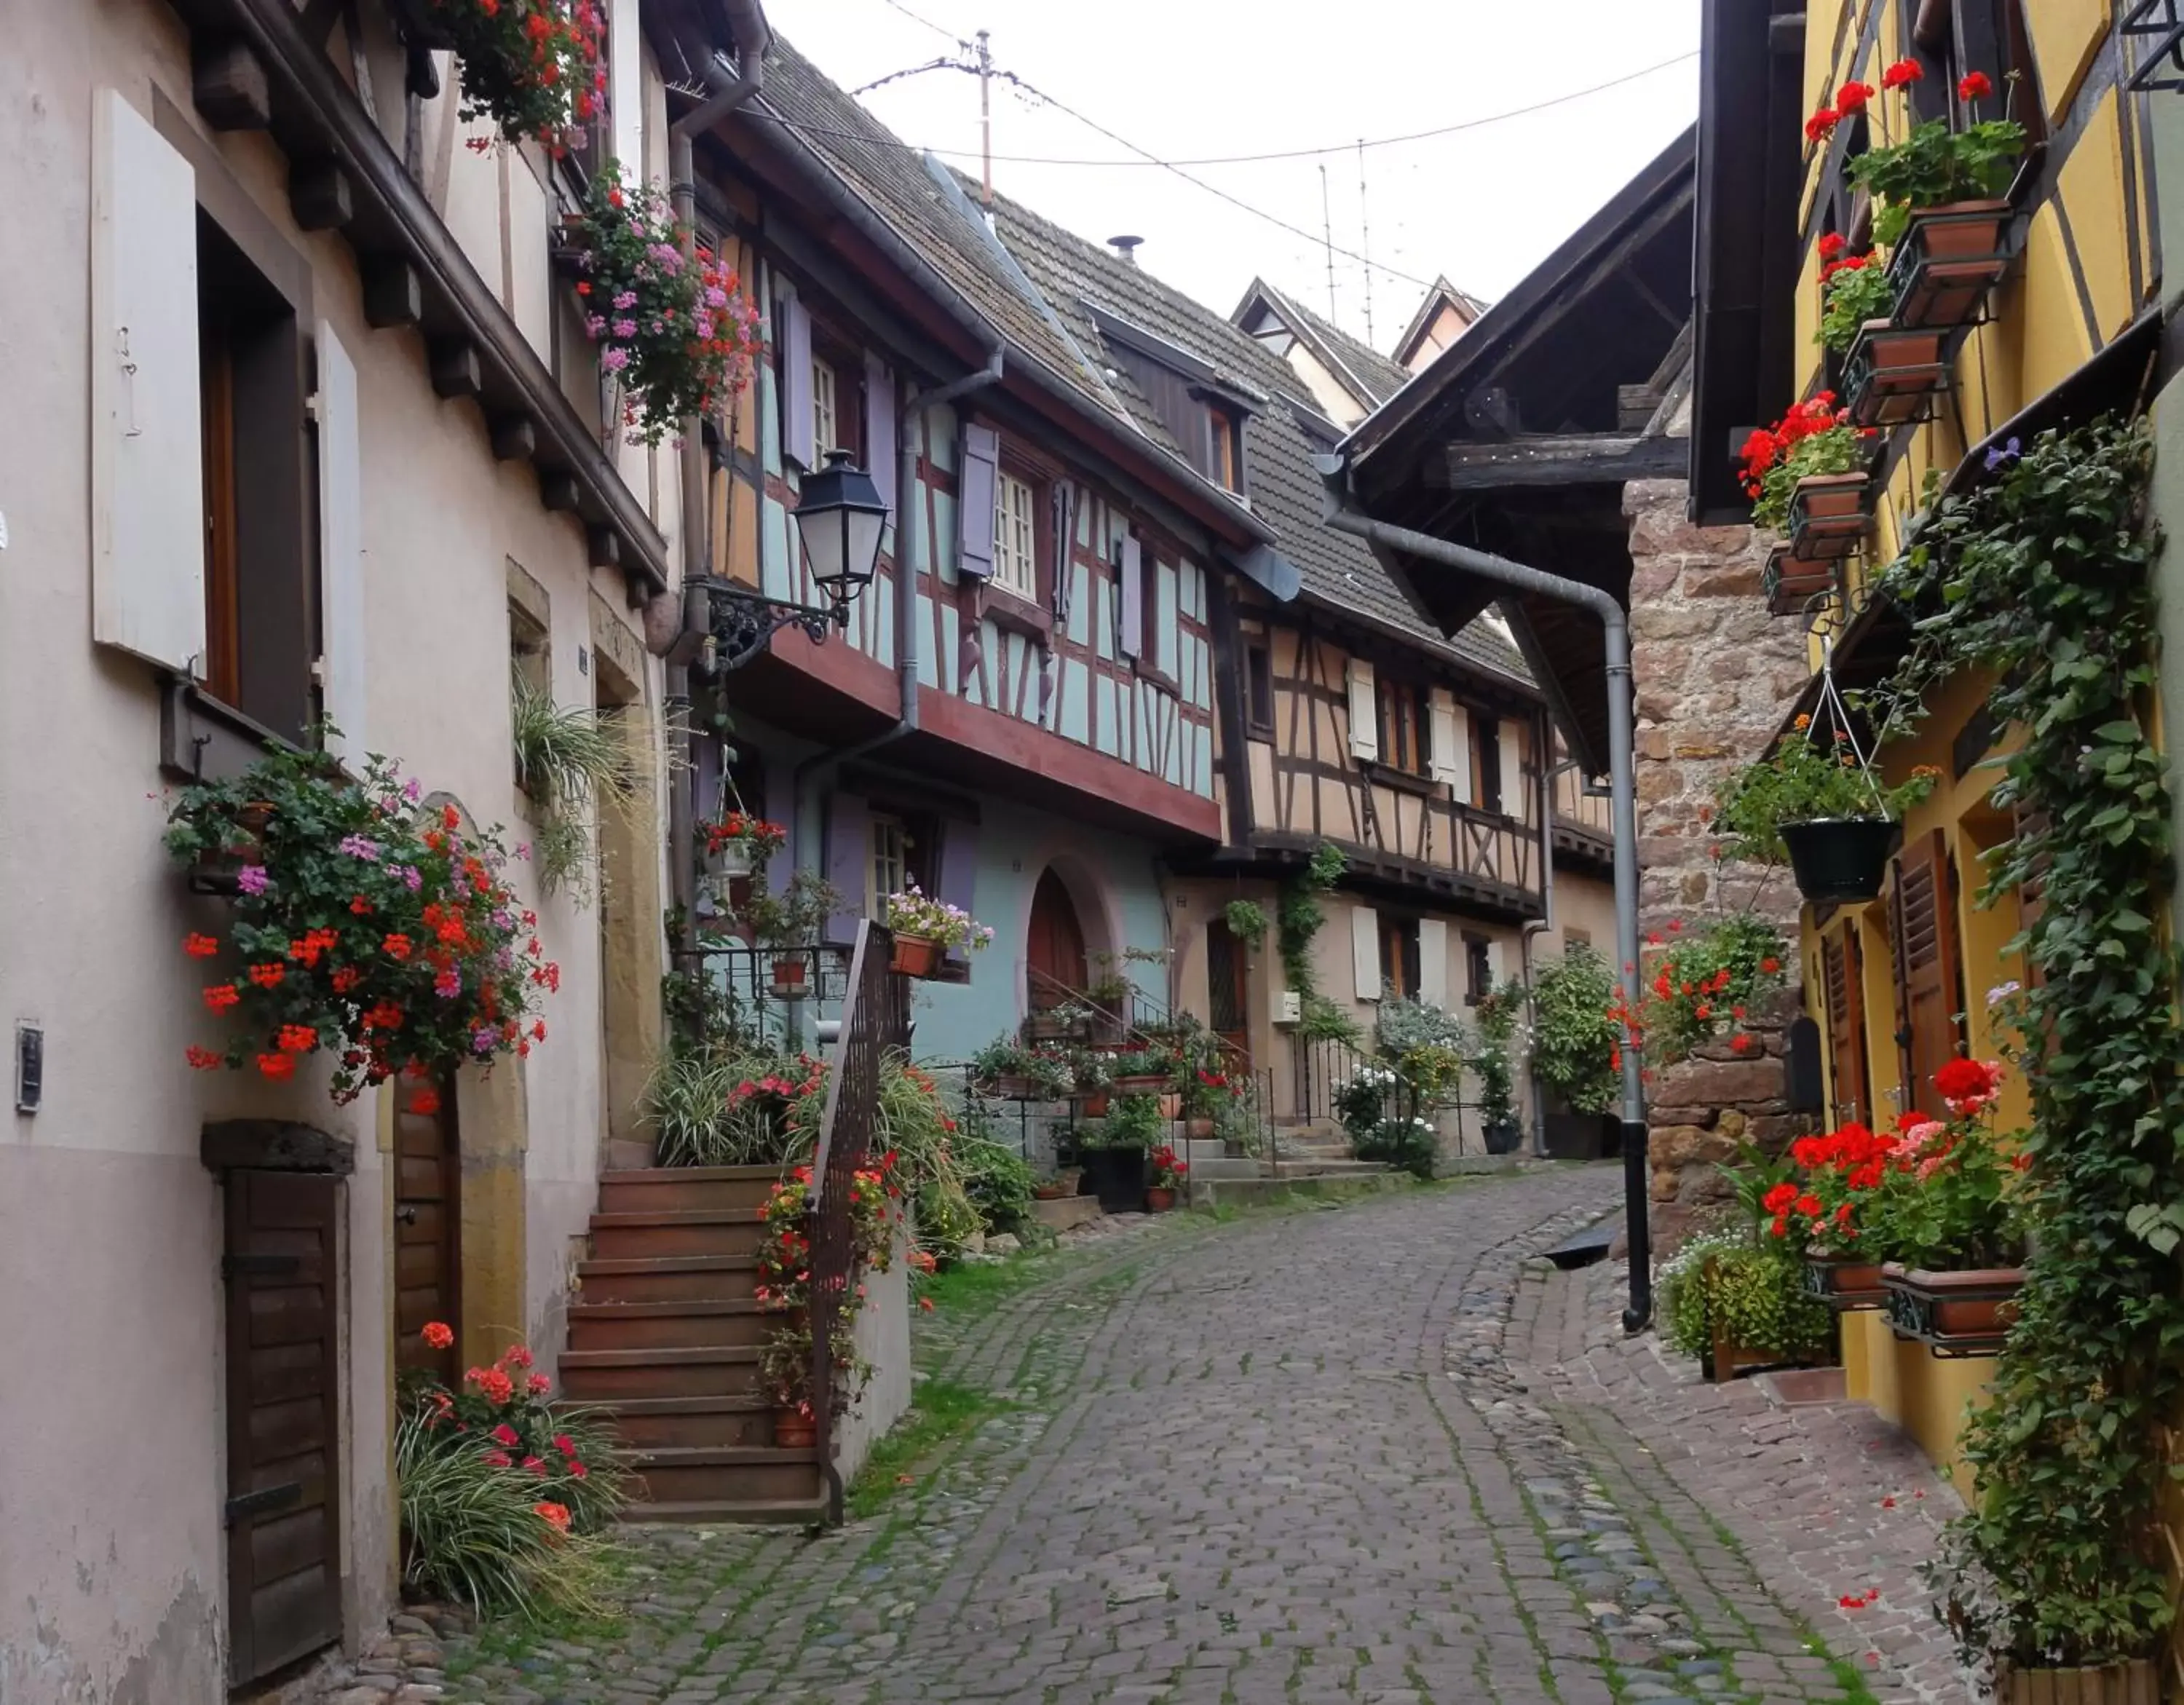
[804,921,909,1525]
[1292,1033,1372,1128]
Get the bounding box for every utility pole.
[1318,163,1337,324]
[977,28,994,206]
[1358,138,1374,345]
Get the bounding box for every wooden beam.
[288,158,353,231]
[489,414,536,462]
[587,526,621,570]
[1432,433,1690,490]
[429,339,483,400]
[193,39,271,130]
[360,256,422,329]
[539,471,582,513]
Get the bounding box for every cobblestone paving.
[428,1172,1932,1705]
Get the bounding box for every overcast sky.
[757,0,1701,352]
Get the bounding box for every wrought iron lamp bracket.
[701,579,845,673]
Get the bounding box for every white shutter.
[1429,689,1468,799]
[317,323,368,761]
[1417,919,1449,1009]
[1498,723,1524,818]
[91,90,205,673]
[1350,904,1381,1002]
[1346,659,1378,761]
[1484,937,1506,994]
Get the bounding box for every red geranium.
[1882,58,1923,88]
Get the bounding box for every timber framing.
[1434,434,1691,490]
[159,0,670,591]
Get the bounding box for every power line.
[852,55,968,96]
[871,0,968,47]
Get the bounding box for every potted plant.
[1876,1059,2027,1351]
[1070,1048,1113,1117]
[1775,1120,1900,1309]
[567,163,767,447]
[164,741,553,1101]
[1470,984,1524,1155]
[1714,719,1942,905]
[1816,248,1897,356]
[753,1158,897,1447]
[735,871,839,1001]
[1528,946,1618,1150]
[1025,999,1092,1043]
[1844,68,2025,255]
[1181,1067,1231,1140]
[1739,393,1872,558]
[1222,897,1267,951]
[972,1035,1072,1101]
[393,0,606,151]
[1660,1227,1837,1382]
[1639,914,1789,1067]
[1105,1048,1174,1096]
[700,810,786,881]
[882,882,993,978]
[1144,1144,1188,1213]
[1084,1092,1162,1211]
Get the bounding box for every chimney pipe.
[1108,234,1143,265]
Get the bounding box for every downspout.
[1321,470,1653,1330]
[788,352,1005,873]
[647,6,772,956]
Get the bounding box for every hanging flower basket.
[890,933,943,978]
[1779,818,1899,904]
[405,0,607,150]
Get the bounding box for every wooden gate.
[394,1084,461,1383]
[1889,829,1966,1120]
[223,1170,343,1685]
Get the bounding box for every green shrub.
[955,1134,1034,1238]
[1658,1231,1833,1364]
[1354,1114,1437,1179]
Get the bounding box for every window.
[1476,714,1503,813]
[1245,641,1275,734]
[810,357,838,467]
[197,212,312,740]
[1208,411,1239,491]
[1377,678,1429,776]
[1464,934,1494,1005]
[867,812,936,919]
[1138,547,1171,678]
[992,469,1039,600]
[1380,917,1422,1001]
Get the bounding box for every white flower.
[1985,980,2021,1008]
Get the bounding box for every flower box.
[891,933,943,979]
[1025,1010,1085,1043]
[1845,320,1949,430]
[1992,1658,2156,1705]
[1889,199,2013,331]
[1802,1251,1887,1310]
[1882,1262,2024,1353]
[1762,548,1837,618]
[1784,472,1870,563]
[1111,1074,1168,1096]
[769,957,810,1001]
[1779,818,1899,905]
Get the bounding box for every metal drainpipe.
[648,14,773,962]
[1321,478,1653,1330]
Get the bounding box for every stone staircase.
[559,1166,826,1524]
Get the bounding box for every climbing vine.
[1277,842,1354,1040]
[1866,419,2184,1670]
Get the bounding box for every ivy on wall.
[1868,419,2184,1669]
[1277,842,1354,1041]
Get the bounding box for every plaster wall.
[0,9,668,1690]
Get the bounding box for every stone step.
[596,1166,782,1217]
[621,1496,828,1527]
[580,1393,775,1450]
[1270,1158,1386,1179]
[558,1344,762,1402]
[626,1444,820,1506]
[575,1253,760,1305]
[566,1298,777,1353]
[587,1208,766,1261]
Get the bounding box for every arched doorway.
[1026,868,1089,1005]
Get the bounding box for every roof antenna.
[1358,137,1375,346]
[1318,163,1338,325]
[976,28,994,206]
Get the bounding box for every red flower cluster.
[1933,1056,2003,1111]
[1740,392,1850,499]
[433,0,606,152]
[1958,71,1993,102]
[422,1320,456,1350]
[1882,58,1923,89]
[703,812,789,858]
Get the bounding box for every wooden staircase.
[561,1166,825,1524]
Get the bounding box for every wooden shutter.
[935,817,980,970]
[1428,689,1468,797]
[1498,723,1525,820]
[1484,936,1506,992]
[864,353,896,515]
[823,792,869,944]
[223,1170,343,1686]
[1891,828,1966,1120]
[1117,535,1144,656]
[780,293,813,470]
[316,323,368,761]
[91,89,206,673]
[958,423,999,579]
[1050,483,1077,621]
[1417,919,1449,1008]
[1821,929,1870,1126]
[1346,660,1379,760]
[1351,904,1382,1000]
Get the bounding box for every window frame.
[1463,933,1493,1007]
[1475,713,1503,814]
[990,466,1040,602]
[810,355,838,470]
[1244,639,1275,737]
[1376,676,1430,778]
[1380,915,1423,1002]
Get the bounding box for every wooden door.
[1025,869,1088,1005]
[1821,927,1870,1126]
[1206,919,1251,1064]
[394,1084,461,1383]
[1888,829,1966,1120]
[223,1170,343,1686]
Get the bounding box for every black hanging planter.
[1780,818,1899,904]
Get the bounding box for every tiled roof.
[746,33,1527,689]
[1241,278,1412,408]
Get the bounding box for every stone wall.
[1623,479,1818,1245]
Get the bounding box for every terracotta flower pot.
[1144,1187,1176,1213]
[1793,472,1868,520]
[1908,197,2012,263]
[1032,1182,1072,1200]
[1185,1117,1214,1140]
[769,959,809,1000]
[1993,1658,2156,1705]
[1803,1251,1886,1310]
[1077,1091,1110,1118]
[891,933,943,978]
[1881,1261,2025,1348]
[1157,1093,1183,1120]
[1861,323,1944,369]
[773,1409,817,1449]
[1112,1075,1167,1096]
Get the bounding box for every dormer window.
[1208,409,1239,491]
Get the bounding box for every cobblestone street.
[422,1170,1969,1705]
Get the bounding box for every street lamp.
[703,449,890,671]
